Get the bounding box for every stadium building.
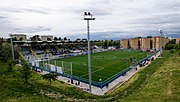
[11,34,27,41]
[41,35,53,41]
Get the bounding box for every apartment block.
[120,39,129,49]
[129,38,141,49]
[176,38,180,44]
[120,36,169,50]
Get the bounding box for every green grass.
[107,51,180,102]
[0,62,97,102]
[0,50,179,102]
[40,50,149,82]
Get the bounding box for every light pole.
[159,29,163,57]
[84,12,95,92]
[106,36,108,49]
[9,33,15,60]
[163,34,166,50]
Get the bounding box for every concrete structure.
[41,35,53,41]
[120,36,169,50]
[176,38,180,44]
[129,38,140,49]
[154,36,169,49]
[142,37,151,50]
[11,34,27,41]
[120,39,129,49]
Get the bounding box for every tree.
[76,38,81,41]
[7,60,15,72]
[58,37,62,41]
[54,37,58,41]
[7,37,17,43]
[82,38,87,41]
[165,39,177,50]
[0,42,12,62]
[147,36,152,38]
[63,37,67,41]
[47,38,52,41]
[0,37,3,54]
[19,60,32,84]
[30,35,41,41]
[19,37,23,41]
[41,73,57,84]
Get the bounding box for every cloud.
[0,7,51,14]
[73,7,112,16]
[0,16,8,23]
[157,1,180,11]
[129,13,180,25]
[0,0,180,39]
[14,26,52,33]
[0,16,7,19]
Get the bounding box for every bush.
[165,44,174,50]
[7,60,15,72]
[175,44,180,51]
[19,60,32,84]
[178,51,180,56]
[170,49,175,54]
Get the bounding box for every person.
[71,79,74,84]
[130,57,133,63]
[106,83,109,88]
[78,81,80,85]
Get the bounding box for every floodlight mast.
[9,32,15,60]
[106,36,108,49]
[159,29,163,57]
[163,34,166,50]
[83,12,95,92]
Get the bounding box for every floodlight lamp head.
[9,32,12,36]
[84,12,87,16]
[159,29,163,33]
[88,12,91,15]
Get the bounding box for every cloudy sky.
[0,0,180,40]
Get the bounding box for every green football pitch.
[40,50,150,83]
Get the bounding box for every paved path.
[39,52,160,95]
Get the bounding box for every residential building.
[120,39,129,49]
[176,38,180,44]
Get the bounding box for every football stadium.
[11,35,164,89]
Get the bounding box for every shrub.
[19,60,32,84]
[170,49,175,54]
[7,60,15,72]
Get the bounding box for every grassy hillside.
[0,51,179,102]
[119,51,180,102]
